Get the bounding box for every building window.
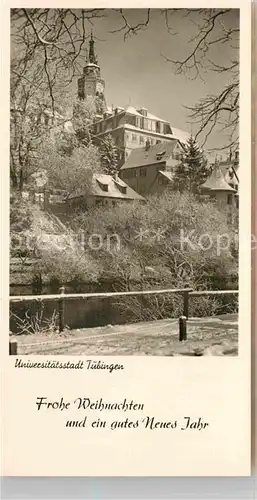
[236,197,239,209]
[140,167,147,177]
[156,121,160,133]
[132,134,137,143]
[140,135,144,144]
[227,194,233,205]
[131,169,136,177]
[136,117,141,128]
[164,123,171,134]
[227,213,232,224]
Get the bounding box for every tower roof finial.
[88,30,98,65]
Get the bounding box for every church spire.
[78,32,107,116]
[89,32,98,65]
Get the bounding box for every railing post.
[58,286,65,333]
[183,290,190,319]
[9,340,17,355]
[179,316,187,341]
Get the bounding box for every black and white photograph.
[9,8,240,357]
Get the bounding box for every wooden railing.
[9,287,239,354]
[9,287,193,333]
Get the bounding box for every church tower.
[77,33,107,118]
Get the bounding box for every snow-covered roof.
[69,174,145,201]
[120,140,180,170]
[169,127,190,145]
[125,105,143,117]
[201,167,236,192]
[84,62,100,68]
[159,170,174,181]
[141,111,168,122]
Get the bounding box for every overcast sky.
[79,9,239,153]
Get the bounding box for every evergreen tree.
[99,134,119,176]
[172,136,210,193]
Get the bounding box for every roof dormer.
[138,108,148,117]
[114,179,127,195]
[96,179,108,192]
[156,151,166,160]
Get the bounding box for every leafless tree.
[10,9,105,191]
[11,9,105,105]
[112,8,239,151]
[11,8,239,188]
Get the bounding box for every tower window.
[227,194,233,205]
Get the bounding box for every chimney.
[145,138,150,151]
